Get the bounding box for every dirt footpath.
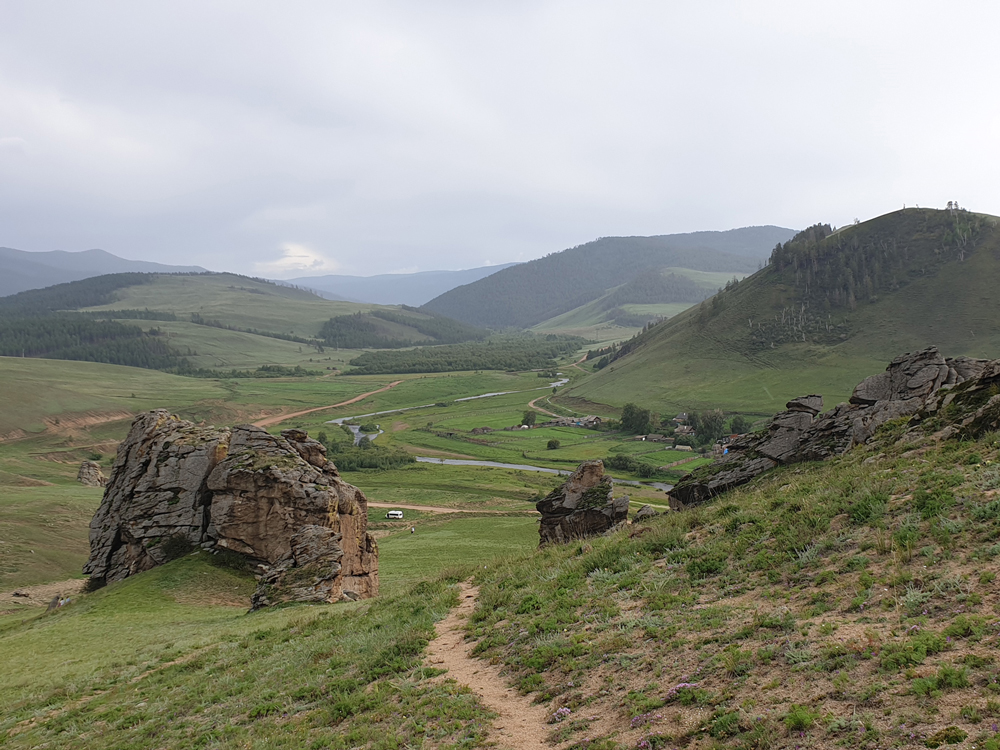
[425,581,553,749]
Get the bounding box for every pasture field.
[140,319,357,372]
[0,357,228,437]
[83,272,375,337]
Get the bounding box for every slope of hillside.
[0,246,206,297]
[287,263,519,305]
[567,208,1000,413]
[421,227,795,329]
[4,358,1000,748]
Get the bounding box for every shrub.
[925,726,968,748]
[547,439,561,450]
[686,556,726,579]
[783,704,818,731]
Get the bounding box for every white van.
[385,510,404,519]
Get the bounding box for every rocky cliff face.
[537,460,629,544]
[670,348,990,508]
[84,410,378,607]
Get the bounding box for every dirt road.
[425,581,552,749]
[526,396,559,417]
[570,352,590,373]
[367,501,537,516]
[252,381,403,428]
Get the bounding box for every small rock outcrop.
[670,348,990,508]
[84,410,378,607]
[76,460,107,487]
[537,460,629,544]
[633,504,659,523]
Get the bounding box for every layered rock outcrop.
[670,348,989,508]
[537,460,629,544]
[77,460,107,487]
[84,410,378,607]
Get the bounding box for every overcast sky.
[1,2,998,277]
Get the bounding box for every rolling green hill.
[421,227,794,329]
[566,208,1000,414]
[0,273,489,374]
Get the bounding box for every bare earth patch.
[0,579,86,607]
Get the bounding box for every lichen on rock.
[537,460,628,544]
[669,347,993,508]
[84,410,378,607]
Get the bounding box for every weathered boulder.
[537,460,629,544]
[633,504,658,523]
[84,410,378,607]
[669,348,991,508]
[77,460,107,487]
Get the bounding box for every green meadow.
[83,272,375,337]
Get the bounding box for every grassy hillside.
[465,420,1000,749]
[422,228,791,329]
[568,208,1000,414]
[532,268,749,339]
[0,272,494,375]
[3,360,1000,747]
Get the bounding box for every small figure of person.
[410,526,415,534]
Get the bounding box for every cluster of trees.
[0,272,157,317]
[605,453,660,478]
[180,364,322,379]
[319,309,487,350]
[347,336,584,375]
[769,212,986,314]
[316,429,415,471]
[609,403,751,444]
[190,313,324,349]
[0,315,188,370]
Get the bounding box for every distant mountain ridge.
[421,226,796,329]
[285,263,519,306]
[0,247,207,297]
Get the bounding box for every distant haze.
[0,247,206,298]
[286,263,519,306]
[1,3,997,275]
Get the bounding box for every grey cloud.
[0,1,998,276]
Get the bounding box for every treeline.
[600,271,709,310]
[347,336,585,374]
[0,273,157,317]
[189,313,324,348]
[373,307,487,343]
[180,364,322,379]
[80,309,178,321]
[319,309,487,350]
[0,315,185,369]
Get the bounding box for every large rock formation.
[84,410,378,607]
[670,348,990,508]
[537,460,629,544]
[77,460,107,487]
